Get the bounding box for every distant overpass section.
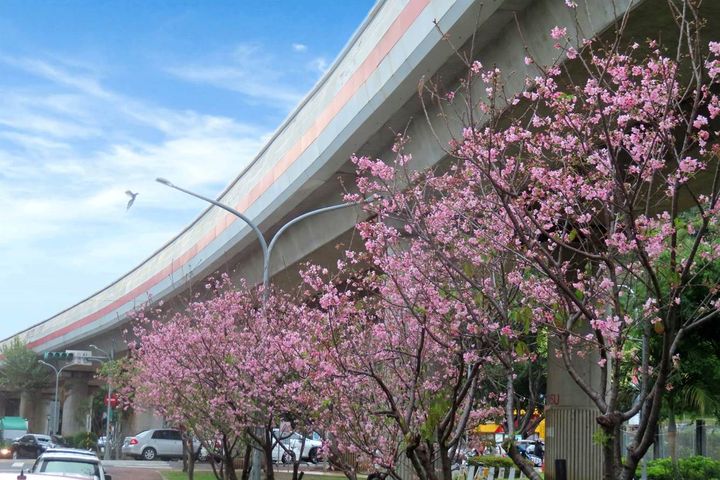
[2,1,661,478]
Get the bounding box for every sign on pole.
[66,350,93,365]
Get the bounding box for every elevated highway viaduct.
[2,0,705,478]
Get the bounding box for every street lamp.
[38,360,78,435]
[156,177,371,480]
[89,344,114,461]
[156,177,372,295]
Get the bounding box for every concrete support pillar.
[128,409,164,436]
[61,379,89,436]
[37,398,53,435]
[19,390,41,433]
[544,339,603,480]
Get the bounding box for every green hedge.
[639,456,720,480]
[65,432,97,450]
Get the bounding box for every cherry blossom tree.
[305,134,546,479]
[337,2,720,478]
[127,279,260,480]
[126,277,320,480]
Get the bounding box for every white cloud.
[166,42,307,109]
[0,54,111,99]
[0,53,273,312]
[0,33,339,338]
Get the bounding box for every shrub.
[66,432,97,450]
[467,455,515,469]
[639,456,720,480]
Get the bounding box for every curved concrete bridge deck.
[2,0,640,355]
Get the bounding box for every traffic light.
[43,351,74,361]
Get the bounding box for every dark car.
[11,434,54,459]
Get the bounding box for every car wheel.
[197,449,208,462]
[308,447,320,464]
[281,452,292,464]
[142,447,157,461]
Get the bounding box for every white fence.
[457,465,531,480]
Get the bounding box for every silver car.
[121,429,198,460]
[31,449,109,480]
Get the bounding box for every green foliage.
[419,394,451,441]
[66,431,97,449]
[592,428,612,447]
[467,455,515,469]
[0,339,50,391]
[639,456,720,480]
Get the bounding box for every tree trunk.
[618,408,663,480]
[181,434,189,474]
[224,452,238,480]
[263,440,275,480]
[291,436,306,480]
[406,442,437,480]
[241,444,252,480]
[326,443,357,480]
[187,454,196,480]
[183,435,196,480]
[418,442,439,480]
[601,424,618,480]
[209,453,224,480]
[437,443,453,480]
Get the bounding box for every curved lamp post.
[156,177,370,297]
[156,177,371,479]
[38,360,78,435]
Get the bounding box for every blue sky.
[0,1,374,340]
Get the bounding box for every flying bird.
[125,190,139,210]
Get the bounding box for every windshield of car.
[36,459,100,478]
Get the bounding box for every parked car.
[0,473,93,480]
[121,429,199,460]
[271,431,323,464]
[197,441,224,463]
[516,440,544,461]
[11,434,56,459]
[30,449,109,480]
[42,448,97,457]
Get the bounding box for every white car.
[30,449,110,480]
[1,473,91,480]
[271,431,323,464]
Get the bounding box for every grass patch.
[162,470,349,480]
